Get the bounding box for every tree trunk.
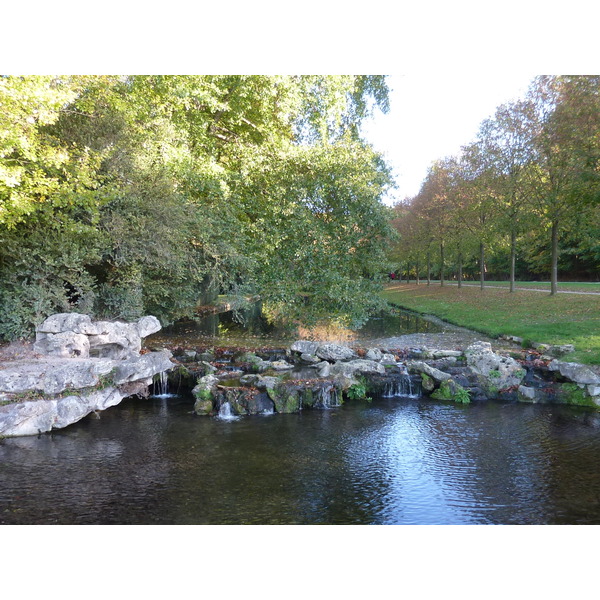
[406,262,410,284]
[427,251,431,286]
[458,251,463,288]
[479,242,485,290]
[416,258,420,285]
[509,229,516,293]
[440,242,445,287]
[551,220,559,295]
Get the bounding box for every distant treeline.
[391,76,600,291]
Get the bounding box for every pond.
[1,392,600,525]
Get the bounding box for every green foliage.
[346,379,372,402]
[430,379,471,404]
[0,75,394,339]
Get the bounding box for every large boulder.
[34,313,162,359]
[465,341,525,390]
[290,340,320,355]
[316,343,358,362]
[548,360,600,385]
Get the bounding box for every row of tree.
[391,76,600,293]
[0,75,396,340]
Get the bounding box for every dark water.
[148,306,444,349]
[2,393,600,525]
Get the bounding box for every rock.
[136,316,161,338]
[0,358,115,396]
[1,313,171,436]
[0,387,128,438]
[269,360,294,371]
[192,374,219,415]
[330,359,386,376]
[588,384,600,398]
[34,313,162,360]
[420,373,435,392]
[518,385,542,403]
[36,313,97,335]
[290,340,320,355]
[379,353,398,365]
[300,353,321,364]
[33,332,90,358]
[406,360,452,383]
[365,348,383,361]
[113,351,173,384]
[254,376,281,391]
[429,350,463,359]
[548,360,600,385]
[465,341,526,390]
[315,343,358,362]
[317,362,331,377]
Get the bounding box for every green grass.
[382,283,600,365]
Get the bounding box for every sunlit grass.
[381,283,600,365]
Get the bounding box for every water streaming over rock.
[217,401,240,421]
[314,383,341,409]
[382,372,421,399]
[152,371,173,397]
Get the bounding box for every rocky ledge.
[0,313,173,437]
[158,339,600,418]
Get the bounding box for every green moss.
[489,369,501,379]
[431,379,471,404]
[560,383,596,408]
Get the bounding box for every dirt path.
[432,282,600,295]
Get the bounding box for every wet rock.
[406,360,452,383]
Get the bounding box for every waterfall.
[383,374,420,399]
[217,402,240,421]
[153,371,174,397]
[315,384,341,409]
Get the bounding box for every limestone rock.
[465,341,525,389]
[0,387,127,438]
[290,340,320,355]
[330,359,386,376]
[270,360,294,371]
[365,348,383,361]
[548,360,600,385]
[113,351,173,384]
[300,353,321,364]
[379,353,398,365]
[315,343,358,362]
[406,360,452,383]
[34,331,90,358]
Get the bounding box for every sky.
[362,73,536,205]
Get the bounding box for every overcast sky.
[363,73,536,204]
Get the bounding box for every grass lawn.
[381,282,600,365]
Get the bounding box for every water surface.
[2,394,599,525]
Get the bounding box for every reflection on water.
[149,306,444,349]
[1,395,600,524]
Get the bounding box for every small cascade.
[315,384,342,409]
[382,373,421,399]
[153,371,175,398]
[217,401,240,421]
